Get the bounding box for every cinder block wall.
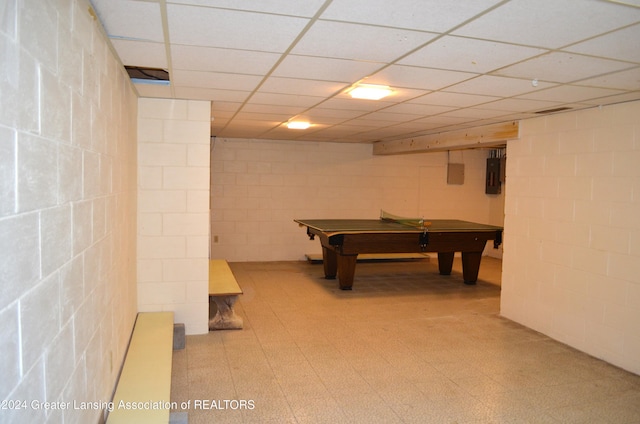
[209,138,504,261]
[501,101,640,375]
[137,98,211,335]
[0,1,138,422]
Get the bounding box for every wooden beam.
[373,121,519,155]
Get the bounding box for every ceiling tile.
[171,45,281,74]
[338,119,392,130]
[399,36,547,73]
[350,111,424,124]
[494,52,635,83]
[453,0,640,49]
[356,126,419,141]
[304,108,366,121]
[447,75,556,97]
[413,115,475,127]
[564,23,640,63]
[381,103,456,116]
[517,85,625,103]
[366,65,478,90]
[216,125,273,138]
[337,121,389,132]
[221,119,278,130]
[167,0,327,17]
[320,0,503,32]
[167,4,309,52]
[298,115,350,126]
[480,97,567,112]
[111,39,167,68]
[437,108,513,120]
[301,125,369,139]
[578,91,640,105]
[412,91,500,107]
[291,21,438,62]
[576,67,640,90]
[381,120,449,133]
[262,128,312,140]
[212,102,243,114]
[246,92,324,109]
[257,77,349,97]
[314,97,396,113]
[174,87,250,102]
[271,55,383,83]
[242,104,308,117]
[93,0,640,143]
[92,0,163,42]
[233,111,293,124]
[172,70,262,91]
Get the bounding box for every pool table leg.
[437,252,454,275]
[322,246,337,279]
[461,251,482,285]
[336,254,357,290]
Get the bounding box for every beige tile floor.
[171,257,640,423]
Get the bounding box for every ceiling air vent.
[125,66,170,86]
[534,107,572,114]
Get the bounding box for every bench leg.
[209,295,243,330]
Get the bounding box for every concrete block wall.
[210,138,504,261]
[137,98,211,335]
[501,101,640,374]
[0,1,138,422]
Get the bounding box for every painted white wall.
[210,138,504,262]
[0,1,138,422]
[137,98,211,335]
[501,101,640,375]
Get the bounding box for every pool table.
[295,218,503,290]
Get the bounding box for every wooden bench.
[107,312,174,424]
[209,259,243,330]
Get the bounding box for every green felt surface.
[295,219,502,234]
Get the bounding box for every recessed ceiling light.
[349,84,393,100]
[287,121,311,130]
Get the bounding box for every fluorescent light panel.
[349,84,393,100]
[287,121,310,130]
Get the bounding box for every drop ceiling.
[90,0,640,144]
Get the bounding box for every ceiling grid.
[90,0,640,144]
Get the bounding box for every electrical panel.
[485,149,505,194]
